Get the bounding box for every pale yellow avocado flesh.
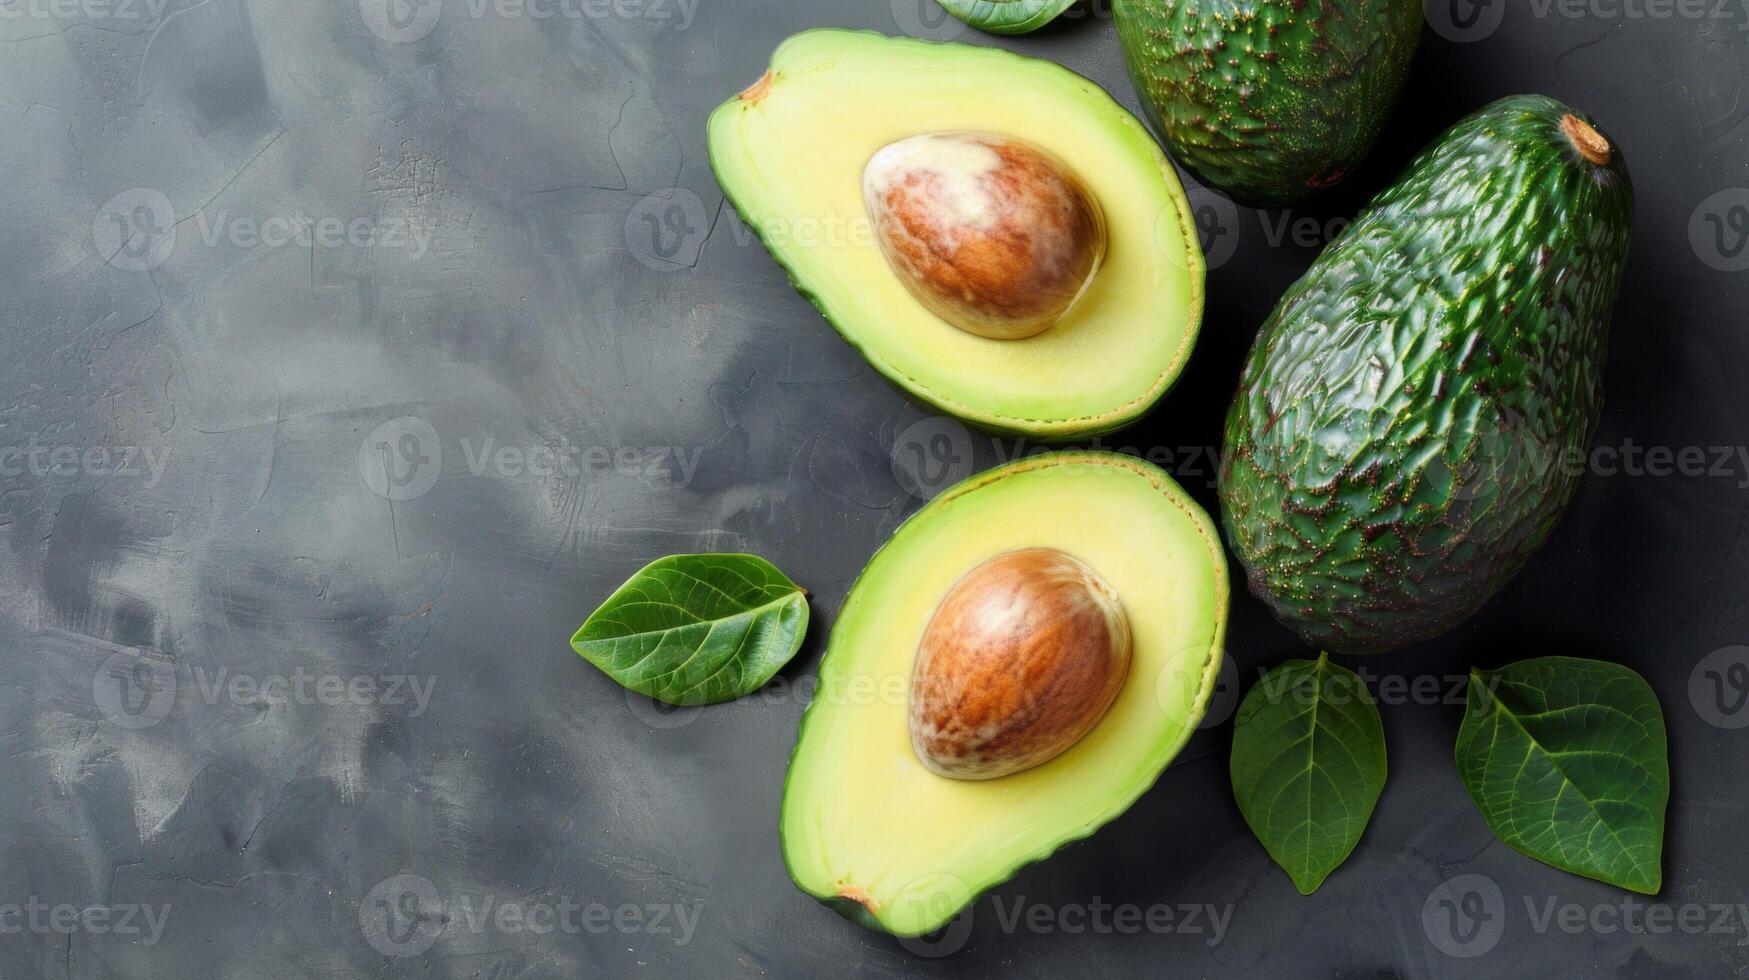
[706,30,1204,439]
[781,452,1229,935]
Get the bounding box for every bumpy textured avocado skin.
[940,0,1076,34]
[1113,0,1421,206]
[1219,96,1634,654]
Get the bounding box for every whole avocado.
[1113,0,1421,206]
[1219,96,1633,654]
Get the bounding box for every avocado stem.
[836,885,878,913]
[739,69,774,104]
[1559,114,1612,166]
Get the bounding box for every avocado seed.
[862,133,1107,341]
[909,548,1132,779]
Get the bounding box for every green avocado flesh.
[1113,0,1421,206]
[782,452,1228,935]
[1219,96,1634,654]
[707,30,1204,439]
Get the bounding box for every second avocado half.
[782,452,1229,936]
[707,30,1205,440]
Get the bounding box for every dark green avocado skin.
[1218,96,1634,654]
[1113,0,1421,206]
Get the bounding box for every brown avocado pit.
[862,132,1107,341]
[908,547,1132,779]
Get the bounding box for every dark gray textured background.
[2,0,1746,975]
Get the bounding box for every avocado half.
[782,452,1229,936]
[707,30,1206,440]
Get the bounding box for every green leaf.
[571,554,809,706]
[938,0,1077,35]
[1230,653,1388,894]
[1455,656,1669,894]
